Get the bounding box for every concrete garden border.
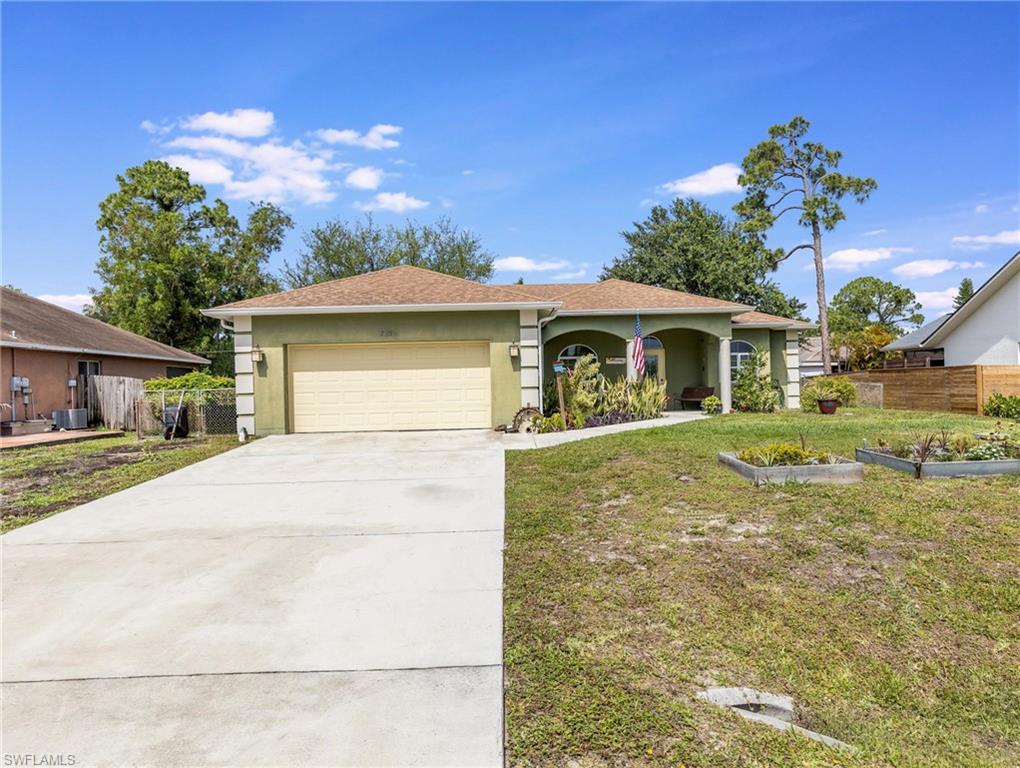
[718,452,864,486]
[855,448,1020,479]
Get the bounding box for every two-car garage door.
[289,342,492,432]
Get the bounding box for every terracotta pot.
[817,399,839,415]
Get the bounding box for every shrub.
[732,349,781,413]
[984,393,1020,420]
[533,413,566,433]
[800,375,858,412]
[562,354,602,426]
[145,371,234,391]
[701,395,722,414]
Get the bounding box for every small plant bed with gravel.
[719,439,863,485]
[856,426,1020,479]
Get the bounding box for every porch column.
[718,337,732,413]
[625,338,637,381]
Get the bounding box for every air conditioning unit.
[52,408,88,430]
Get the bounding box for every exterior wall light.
[251,346,264,363]
[508,342,520,358]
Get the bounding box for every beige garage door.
[289,342,492,432]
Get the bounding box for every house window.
[77,360,101,378]
[166,366,192,378]
[730,340,755,380]
[557,344,597,369]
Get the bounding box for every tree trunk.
[811,222,832,372]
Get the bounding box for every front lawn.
[505,409,1020,768]
[1,434,240,533]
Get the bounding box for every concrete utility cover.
[2,431,505,766]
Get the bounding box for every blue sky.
[3,2,1018,321]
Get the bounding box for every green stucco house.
[204,265,810,436]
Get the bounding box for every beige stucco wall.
[249,311,522,434]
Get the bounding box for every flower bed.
[718,441,863,486]
[856,428,1020,478]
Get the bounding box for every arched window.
[557,344,597,369]
[643,336,663,349]
[730,340,756,380]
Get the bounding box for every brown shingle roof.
[213,265,550,310]
[733,310,814,329]
[1,288,208,365]
[547,280,750,312]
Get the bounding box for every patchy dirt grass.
[504,409,1020,768]
[1,434,239,532]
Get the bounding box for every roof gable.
[923,253,1019,347]
[1,288,208,365]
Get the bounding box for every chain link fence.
[137,389,236,437]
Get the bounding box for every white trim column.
[232,314,256,439]
[519,310,541,409]
[785,330,801,409]
[718,337,732,413]
[625,338,637,380]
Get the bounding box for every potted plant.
[801,376,857,415]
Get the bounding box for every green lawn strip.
[1,436,239,533]
[504,409,1020,767]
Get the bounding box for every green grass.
[504,409,1020,768]
[1,435,240,533]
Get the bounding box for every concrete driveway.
[2,431,504,767]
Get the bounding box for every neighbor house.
[203,266,810,436]
[1,287,208,422]
[879,315,949,367]
[907,253,1019,366]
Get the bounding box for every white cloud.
[915,288,959,311]
[494,256,569,272]
[891,259,987,278]
[344,166,384,190]
[658,162,741,196]
[822,247,914,272]
[440,197,455,209]
[974,203,990,214]
[639,198,657,208]
[314,124,402,150]
[461,169,475,176]
[353,192,428,213]
[37,293,92,313]
[163,134,340,205]
[181,108,275,138]
[951,229,1020,249]
[162,154,234,185]
[140,119,171,135]
[862,228,887,237]
[552,269,587,280]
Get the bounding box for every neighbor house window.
[557,344,597,369]
[77,360,100,378]
[166,366,192,378]
[730,340,755,380]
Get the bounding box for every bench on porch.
[674,386,714,410]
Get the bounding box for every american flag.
[632,314,645,377]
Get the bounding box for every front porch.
[541,326,734,412]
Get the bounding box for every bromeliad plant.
[736,441,837,467]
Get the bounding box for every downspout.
[537,308,559,412]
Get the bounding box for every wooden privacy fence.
[87,375,146,429]
[842,365,1020,414]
